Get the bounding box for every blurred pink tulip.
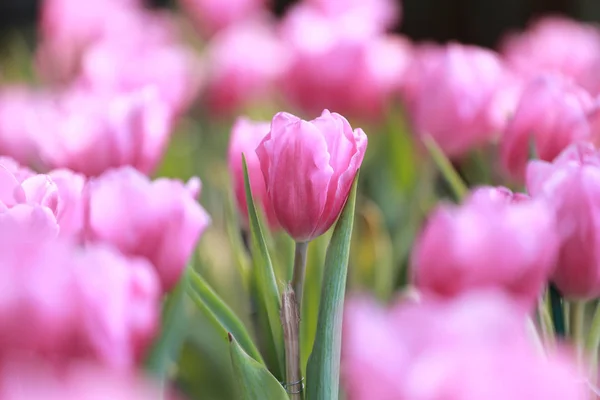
[527,143,600,298]
[0,362,171,400]
[85,167,211,291]
[304,0,400,33]
[411,186,559,309]
[178,0,268,37]
[342,292,586,400]
[403,43,509,157]
[280,5,411,120]
[35,87,173,177]
[501,16,600,95]
[0,221,160,369]
[228,117,278,230]
[48,169,86,238]
[501,74,594,181]
[256,110,367,242]
[203,17,290,116]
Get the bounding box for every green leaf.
[186,270,264,365]
[306,174,359,400]
[144,268,190,378]
[229,333,289,400]
[385,106,418,192]
[242,155,286,378]
[423,135,468,201]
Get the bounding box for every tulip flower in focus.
[501,16,600,95]
[527,143,600,299]
[342,292,586,400]
[178,0,268,37]
[402,43,511,158]
[203,17,290,116]
[411,186,558,309]
[256,110,367,242]
[34,87,173,177]
[228,117,278,230]
[501,74,594,181]
[0,222,160,370]
[85,167,211,292]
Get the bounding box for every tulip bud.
[256,110,367,242]
[411,186,559,309]
[526,142,600,298]
[85,167,211,292]
[500,74,594,180]
[227,117,278,230]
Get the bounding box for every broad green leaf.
[224,191,252,290]
[385,106,418,192]
[229,333,289,400]
[423,135,468,201]
[306,174,359,400]
[187,270,264,364]
[144,268,190,379]
[242,155,286,378]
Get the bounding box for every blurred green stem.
[292,242,309,310]
[586,302,600,378]
[570,300,587,363]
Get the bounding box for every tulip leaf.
[306,173,359,400]
[423,135,468,201]
[186,270,265,365]
[229,333,289,400]
[144,268,190,378]
[241,155,286,378]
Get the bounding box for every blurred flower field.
[2,0,600,399]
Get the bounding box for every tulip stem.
[291,241,309,311]
[586,301,600,380]
[281,285,303,400]
[570,300,587,363]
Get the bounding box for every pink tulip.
[0,362,172,400]
[34,87,173,177]
[304,0,400,34]
[178,0,268,37]
[411,186,559,309]
[48,169,86,238]
[256,110,367,242]
[501,16,600,95]
[228,117,278,230]
[342,292,586,400]
[85,167,211,291]
[0,220,160,369]
[203,17,291,116]
[403,43,509,157]
[526,143,600,298]
[280,5,411,120]
[501,74,594,181]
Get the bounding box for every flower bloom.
[342,292,586,400]
[411,186,559,309]
[256,110,367,242]
[527,143,600,298]
[501,16,600,95]
[34,87,173,177]
[227,117,278,230]
[501,74,594,180]
[84,167,211,291]
[304,0,400,34]
[402,43,510,157]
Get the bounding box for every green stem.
[291,242,309,311]
[586,301,600,380]
[537,296,555,347]
[570,300,587,363]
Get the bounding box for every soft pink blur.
[402,43,512,157]
[411,186,558,309]
[527,143,600,299]
[0,362,172,399]
[178,0,269,37]
[501,74,595,181]
[501,16,600,95]
[85,167,211,292]
[279,4,412,121]
[256,110,367,242]
[203,17,291,116]
[0,221,160,369]
[34,87,173,177]
[342,291,586,400]
[227,117,279,230]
